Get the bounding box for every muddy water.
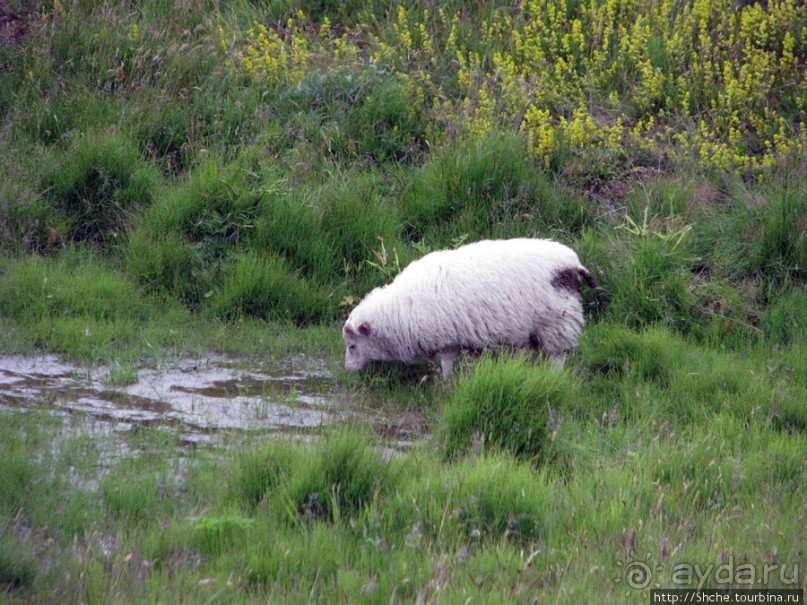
[0,354,354,448]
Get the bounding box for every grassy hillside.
[0,0,805,602]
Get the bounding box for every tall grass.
[400,133,590,244]
[41,130,160,251]
[209,251,328,323]
[442,353,578,462]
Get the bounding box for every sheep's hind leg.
[440,347,460,384]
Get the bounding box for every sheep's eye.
[348,344,356,353]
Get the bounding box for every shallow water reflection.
[0,354,346,446]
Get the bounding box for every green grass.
[441,353,578,462]
[209,251,329,323]
[400,132,591,245]
[1,404,804,602]
[0,0,804,602]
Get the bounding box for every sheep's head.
[343,320,388,373]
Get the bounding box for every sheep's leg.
[440,347,460,383]
[547,354,566,369]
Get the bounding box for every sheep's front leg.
[440,347,460,384]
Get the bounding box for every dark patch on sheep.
[551,267,583,295]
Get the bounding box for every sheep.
[342,238,595,382]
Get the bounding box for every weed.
[364,236,402,284]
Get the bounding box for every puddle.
[0,354,350,445]
[0,352,431,466]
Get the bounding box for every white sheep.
[343,238,595,382]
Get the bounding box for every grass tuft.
[287,431,394,523]
[209,251,328,324]
[43,131,159,251]
[442,353,577,461]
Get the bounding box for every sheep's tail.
[579,267,596,289]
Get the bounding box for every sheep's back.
[380,239,584,355]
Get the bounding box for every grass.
[0,0,805,602]
[1,398,804,602]
[441,353,578,462]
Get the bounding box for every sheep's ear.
[358,322,371,336]
[343,323,356,336]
